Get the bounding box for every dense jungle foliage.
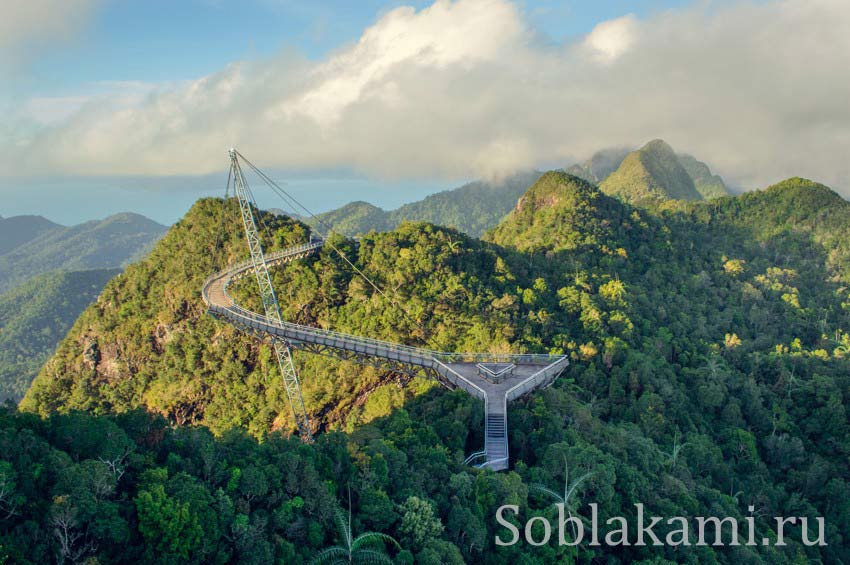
[0,269,119,402]
[7,171,850,562]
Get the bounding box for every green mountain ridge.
[677,153,731,199]
[311,171,542,238]
[0,212,167,294]
[311,140,730,240]
[8,174,850,562]
[312,200,391,235]
[0,214,62,256]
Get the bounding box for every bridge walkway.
[202,240,568,471]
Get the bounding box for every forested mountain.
[7,174,850,562]
[599,139,704,202]
[0,212,163,404]
[568,140,731,201]
[0,214,61,256]
[22,199,529,434]
[0,269,119,402]
[678,153,731,199]
[311,171,541,237]
[0,212,166,293]
[311,200,391,235]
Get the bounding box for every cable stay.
[207,148,570,469]
[234,150,436,348]
[228,149,312,441]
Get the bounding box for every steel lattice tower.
[228,149,312,441]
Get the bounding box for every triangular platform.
[432,356,569,471]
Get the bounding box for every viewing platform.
[202,240,568,471]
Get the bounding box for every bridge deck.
[202,241,568,471]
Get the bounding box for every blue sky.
[2,0,848,224]
[31,1,688,87]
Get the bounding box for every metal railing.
[215,302,437,366]
[203,239,570,472]
[505,357,570,401]
[431,359,487,399]
[478,456,509,470]
[204,240,568,367]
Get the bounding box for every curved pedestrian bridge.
[202,239,568,470]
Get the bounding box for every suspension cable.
[234,151,433,341]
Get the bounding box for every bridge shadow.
[344,383,488,468]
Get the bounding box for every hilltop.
[312,200,391,235]
[0,212,166,293]
[0,214,62,255]
[487,171,628,254]
[568,140,731,202]
[599,139,703,201]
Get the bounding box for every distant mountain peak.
[340,200,385,211]
[644,138,672,151]
[567,139,730,202]
[0,212,166,294]
[753,177,847,213]
[0,215,63,256]
[766,176,838,195]
[600,139,703,202]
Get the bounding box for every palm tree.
[530,457,593,541]
[704,355,721,378]
[314,489,400,564]
[829,330,850,357]
[659,432,689,468]
[445,237,462,254]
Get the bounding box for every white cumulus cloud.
[3,0,850,194]
[583,14,638,62]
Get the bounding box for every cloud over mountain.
[3,0,850,193]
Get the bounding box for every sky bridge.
[202,150,568,471]
[203,238,568,470]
